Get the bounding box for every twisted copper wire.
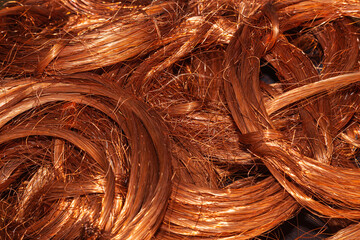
[0,0,360,239]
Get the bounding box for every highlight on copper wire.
[0,0,359,239]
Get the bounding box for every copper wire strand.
[0,0,360,239]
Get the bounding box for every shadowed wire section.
[0,0,360,239]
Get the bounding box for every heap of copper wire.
[0,0,360,239]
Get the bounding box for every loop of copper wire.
[0,0,360,239]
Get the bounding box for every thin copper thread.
[0,0,359,239]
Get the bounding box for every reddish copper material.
[0,0,359,239]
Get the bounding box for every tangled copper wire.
[0,0,359,239]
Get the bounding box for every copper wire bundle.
[0,0,360,239]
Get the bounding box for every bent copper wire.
[0,0,360,239]
[0,74,171,239]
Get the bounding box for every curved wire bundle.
[0,0,360,239]
[0,74,172,239]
